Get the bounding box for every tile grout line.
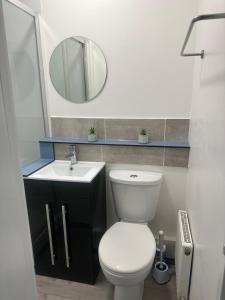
[100,144,103,162]
[103,118,107,140]
[162,119,167,166]
[101,119,107,162]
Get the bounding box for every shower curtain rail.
[181,13,225,59]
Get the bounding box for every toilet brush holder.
[152,261,170,284]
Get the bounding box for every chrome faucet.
[65,145,77,169]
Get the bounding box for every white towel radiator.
[175,210,193,300]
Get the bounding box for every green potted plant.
[138,128,149,144]
[88,127,97,142]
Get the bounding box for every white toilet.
[99,170,162,300]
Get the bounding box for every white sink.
[28,160,105,183]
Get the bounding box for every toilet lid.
[109,170,162,185]
[99,222,156,274]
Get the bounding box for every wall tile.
[102,145,164,165]
[54,143,102,162]
[164,148,189,167]
[165,119,189,141]
[54,144,69,160]
[105,119,165,140]
[51,118,105,139]
[51,118,190,168]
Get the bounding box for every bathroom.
[0,0,225,299]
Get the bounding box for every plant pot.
[138,134,148,144]
[88,134,97,142]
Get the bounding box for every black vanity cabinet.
[24,168,106,284]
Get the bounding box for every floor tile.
[37,270,176,300]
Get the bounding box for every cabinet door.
[54,181,93,225]
[54,181,98,283]
[24,179,62,277]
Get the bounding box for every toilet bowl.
[99,222,156,300]
[98,169,162,300]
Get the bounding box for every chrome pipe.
[181,13,225,59]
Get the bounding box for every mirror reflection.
[49,36,107,103]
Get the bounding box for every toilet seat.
[100,259,151,279]
[100,259,151,287]
[99,222,156,275]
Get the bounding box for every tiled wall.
[51,118,189,167]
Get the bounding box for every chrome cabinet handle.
[45,204,55,266]
[61,205,70,268]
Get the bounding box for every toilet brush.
[152,230,170,284]
[159,230,165,269]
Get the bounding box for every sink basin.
[28,160,105,183]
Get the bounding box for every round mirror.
[49,36,107,103]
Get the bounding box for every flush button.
[130,174,138,178]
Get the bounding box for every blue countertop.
[22,158,53,177]
[40,137,190,149]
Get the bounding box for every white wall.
[40,0,196,118]
[186,0,225,299]
[20,0,41,12]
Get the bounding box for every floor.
[37,268,176,300]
